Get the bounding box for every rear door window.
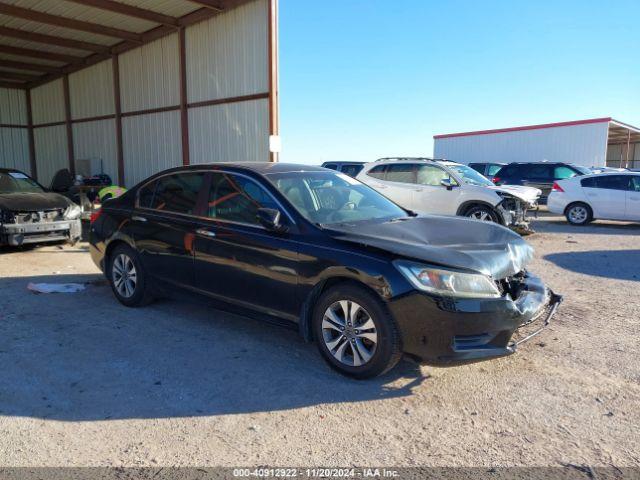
[469,164,484,174]
[496,165,518,178]
[526,164,554,180]
[151,172,205,215]
[138,181,157,208]
[385,164,416,184]
[323,163,338,170]
[631,176,640,192]
[366,165,387,180]
[593,175,631,191]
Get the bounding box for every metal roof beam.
[187,1,225,12]
[64,0,180,29]
[0,80,27,89]
[0,59,62,74]
[0,45,82,63]
[0,26,109,53]
[0,4,143,43]
[0,70,40,82]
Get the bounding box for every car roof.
[0,168,24,174]
[321,161,364,165]
[147,162,331,177]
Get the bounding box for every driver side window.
[417,165,453,186]
[208,173,279,225]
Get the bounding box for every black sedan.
[90,163,561,378]
[0,168,82,247]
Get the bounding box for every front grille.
[14,209,64,224]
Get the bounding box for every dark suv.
[493,162,591,204]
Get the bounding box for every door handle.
[196,228,216,238]
[131,215,147,222]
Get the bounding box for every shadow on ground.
[532,213,640,236]
[0,273,426,422]
[544,250,640,282]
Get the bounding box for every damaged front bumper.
[389,272,562,366]
[497,198,538,234]
[0,218,82,246]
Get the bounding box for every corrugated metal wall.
[186,0,268,103]
[122,110,182,187]
[433,122,610,168]
[189,98,268,164]
[31,79,66,125]
[73,120,118,182]
[607,142,640,168]
[119,34,180,113]
[0,87,30,174]
[34,125,68,187]
[1,0,271,187]
[0,87,27,125]
[69,60,115,119]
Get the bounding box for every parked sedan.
[90,163,561,378]
[548,172,640,224]
[0,168,82,247]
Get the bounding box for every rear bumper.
[389,273,562,366]
[0,219,81,246]
[547,194,568,215]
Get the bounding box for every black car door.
[129,171,208,289]
[192,171,299,320]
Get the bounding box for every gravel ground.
[0,212,639,468]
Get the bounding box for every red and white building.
[434,118,640,169]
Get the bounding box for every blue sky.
[278,0,640,164]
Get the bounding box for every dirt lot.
[0,212,639,468]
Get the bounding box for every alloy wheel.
[321,300,378,367]
[469,210,494,222]
[568,206,588,224]
[112,253,137,298]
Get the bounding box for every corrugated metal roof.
[0,0,249,89]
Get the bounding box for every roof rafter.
[0,59,62,74]
[64,0,180,29]
[187,0,225,12]
[0,3,143,43]
[0,45,82,63]
[0,80,27,89]
[0,25,109,53]
[0,70,39,82]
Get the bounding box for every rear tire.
[464,205,500,223]
[312,283,402,379]
[108,244,154,307]
[565,202,593,225]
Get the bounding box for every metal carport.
[0,0,279,188]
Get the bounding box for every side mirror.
[440,178,456,190]
[257,208,287,232]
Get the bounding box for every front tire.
[565,202,593,225]
[312,283,402,379]
[464,205,500,223]
[108,244,153,307]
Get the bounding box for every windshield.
[0,172,44,194]
[266,171,408,226]
[447,165,494,186]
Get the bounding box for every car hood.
[326,215,534,279]
[0,192,72,212]
[487,185,541,204]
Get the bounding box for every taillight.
[552,182,564,192]
[492,177,501,184]
[89,208,102,224]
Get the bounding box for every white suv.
[356,158,541,230]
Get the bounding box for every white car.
[356,158,541,230]
[548,172,640,224]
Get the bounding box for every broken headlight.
[394,260,502,298]
[64,204,82,220]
